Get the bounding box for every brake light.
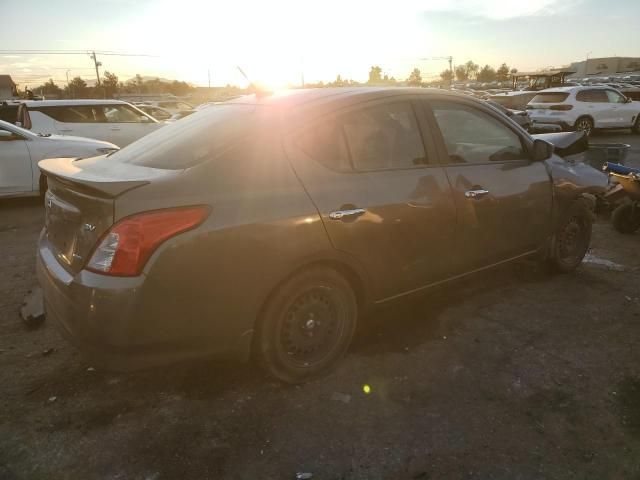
[86,206,209,276]
[550,104,573,111]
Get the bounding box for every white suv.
[16,100,165,147]
[527,86,640,136]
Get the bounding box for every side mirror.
[626,96,633,103]
[139,115,150,122]
[531,138,554,162]
[15,121,22,128]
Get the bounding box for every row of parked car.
[0,98,200,198]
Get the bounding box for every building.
[568,56,640,78]
[0,75,18,100]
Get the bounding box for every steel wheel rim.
[558,216,588,263]
[279,287,345,367]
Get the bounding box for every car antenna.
[236,66,272,98]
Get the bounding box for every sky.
[1,0,639,89]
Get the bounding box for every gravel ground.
[1,132,639,480]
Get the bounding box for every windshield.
[108,104,266,169]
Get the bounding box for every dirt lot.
[1,133,640,480]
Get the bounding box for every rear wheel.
[611,204,640,233]
[575,116,594,137]
[547,199,593,273]
[254,267,357,384]
[632,116,640,134]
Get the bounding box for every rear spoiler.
[39,157,168,198]
[531,131,588,158]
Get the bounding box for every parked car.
[527,86,640,135]
[0,119,117,198]
[37,87,606,383]
[485,99,532,131]
[16,100,163,147]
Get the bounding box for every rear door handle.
[58,128,73,132]
[109,127,121,131]
[464,189,490,199]
[329,208,366,220]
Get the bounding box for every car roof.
[20,99,129,107]
[226,87,462,110]
[537,85,612,94]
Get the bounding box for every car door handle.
[329,208,366,220]
[464,189,490,199]
[109,127,121,131]
[58,128,73,132]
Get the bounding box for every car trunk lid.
[39,156,176,274]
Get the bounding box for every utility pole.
[448,56,453,88]
[90,51,102,86]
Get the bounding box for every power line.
[0,49,159,57]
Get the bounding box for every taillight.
[550,104,573,111]
[86,206,209,276]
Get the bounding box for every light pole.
[585,51,592,77]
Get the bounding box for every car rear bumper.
[36,232,251,370]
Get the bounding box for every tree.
[37,78,62,97]
[455,65,468,82]
[496,63,511,82]
[102,71,119,98]
[368,66,383,84]
[439,69,453,83]
[510,68,518,74]
[477,64,497,82]
[464,61,479,80]
[407,68,422,86]
[66,76,87,98]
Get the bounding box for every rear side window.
[530,92,570,103]
[0,105,18,122]
[295,116,351,171]
[342,102,427,170]
[32,106,105,123]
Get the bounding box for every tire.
[548,199,593,273]
[254,267,357,384]
[611,204,640,234]
[575,116,594,137]
[632,116,640,134]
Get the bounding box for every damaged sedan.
[36,88,607,383]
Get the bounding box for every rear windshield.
[108,104,266,170]
[530,92,570,103]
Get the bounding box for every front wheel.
[547,199,593,273]
[254,267,357,384]
[611,204,640,233]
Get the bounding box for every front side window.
[102,105,148,123]
[341,102,427,170]
[605,90,626,103]
[530,92,570,103]
[430,101,527,164]
[577,90,608,103]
